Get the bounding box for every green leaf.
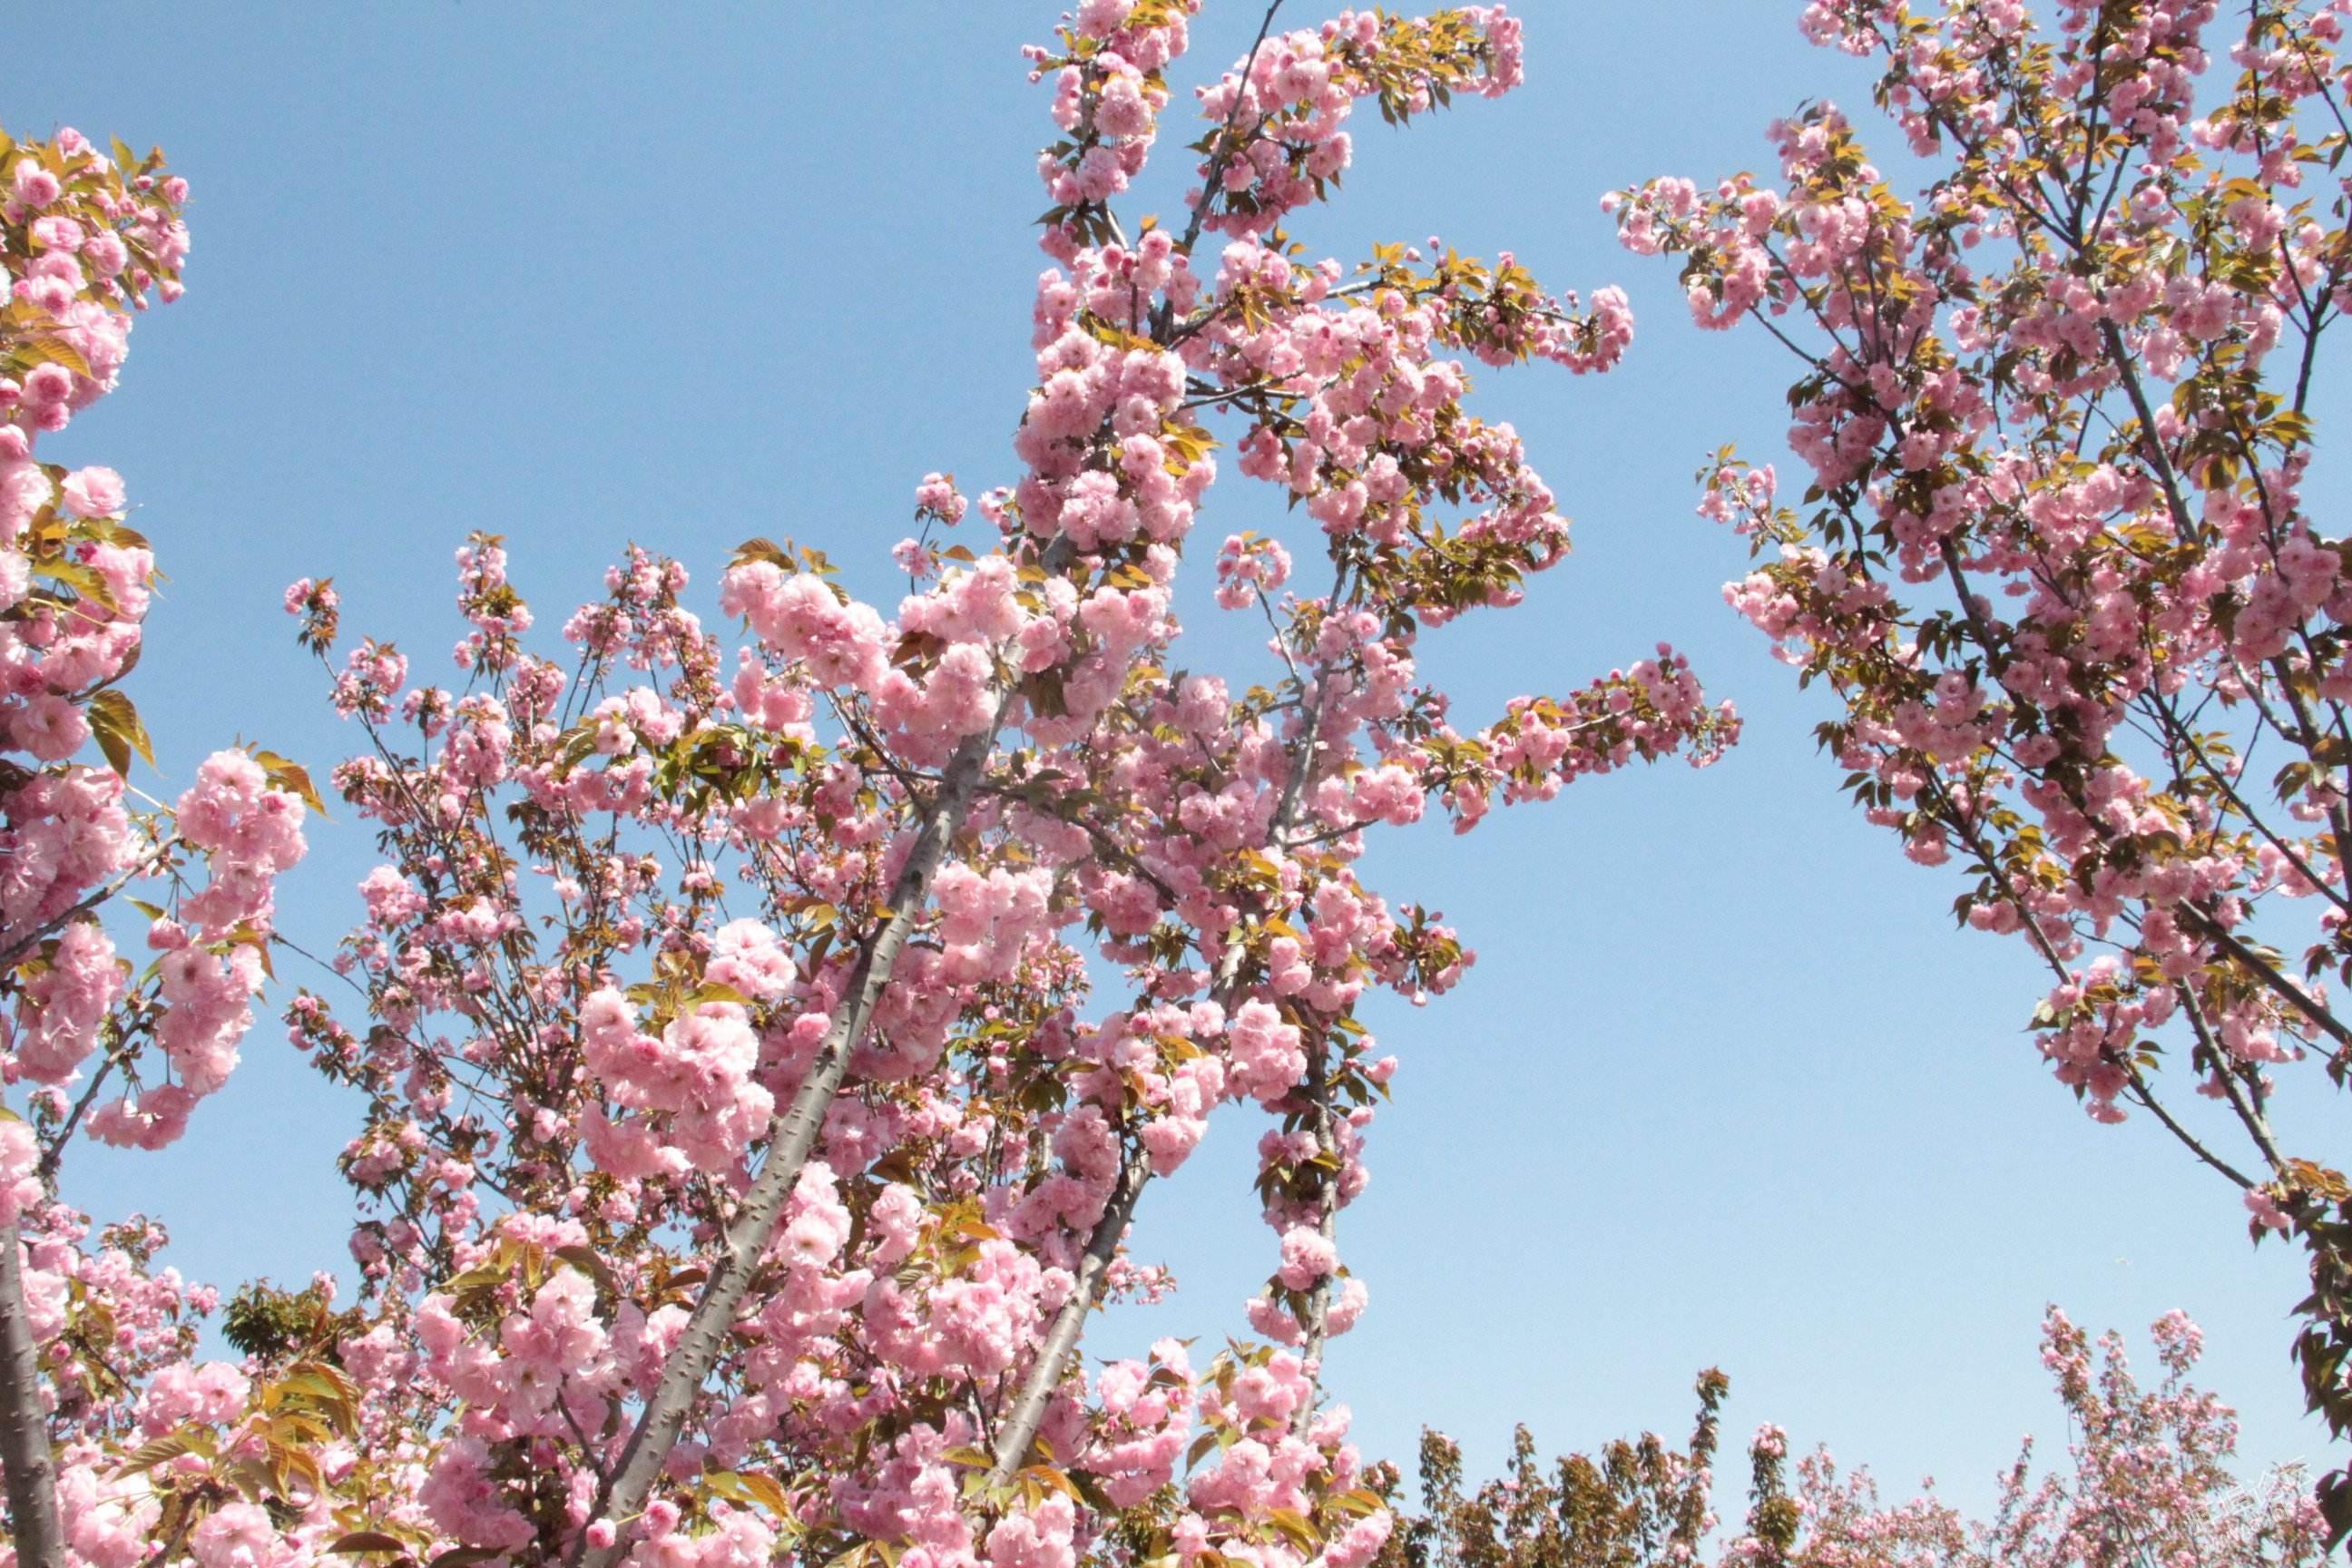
[20,338,91,378]
[706,1467,795,1517]
[437,1259,510,1297]
[110,1426,213,1476]
[252,749,329,817]
[31,556,117,612]
[739,1470,793,1517]
[730,537,790,571]
[87,690,153,777]
[1264,1508,1321,1551]
[223,923,276,980]
[553,1244,618,1296]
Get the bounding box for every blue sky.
[15,0,2331,1516]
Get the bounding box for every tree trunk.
[577,720,999,1567]
[1289,1041,1342,1433]
[985,1151,1151,1486]
[0,1223,63,1568]
[990,691,1330,1477]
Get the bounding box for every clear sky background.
[13,0,2336,1520]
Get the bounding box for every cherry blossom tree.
[0,4,1738,1565]
[1609,0,2352,1530]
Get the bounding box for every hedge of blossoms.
[0,5,1735,1566]
[0,123,318,1567]
[1606,0,2352,1533]
[1374,1309,2328,1568]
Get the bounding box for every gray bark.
[984,1150,1151,1486]
[1289,1041,1342,1433]
[0,1224,62,1568]
[577,720,999,1567]
[987,688,1330,1478]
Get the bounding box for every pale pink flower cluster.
[3,132,306,1159]
[1615,0,2352,1142]
[1215,532,1292,610]
[581,991,776,1179]
[1192,10,1525,241]
[1028,0,1196,257]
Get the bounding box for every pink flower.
[0,1122,39,1229]
[21,362,75,407]
[83,230,129,278]
[11,692,90,761]
[59,466,126,519]
[1226,1000,1306,1106]
[11,159,61,209]
[1276,1225,1338,1289]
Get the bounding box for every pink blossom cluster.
[580,993,775,1181]
[1028,0,1198,256]
[1614,0,2352,1130]
[2,132,307,1159]
[1191,9,1525,241]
